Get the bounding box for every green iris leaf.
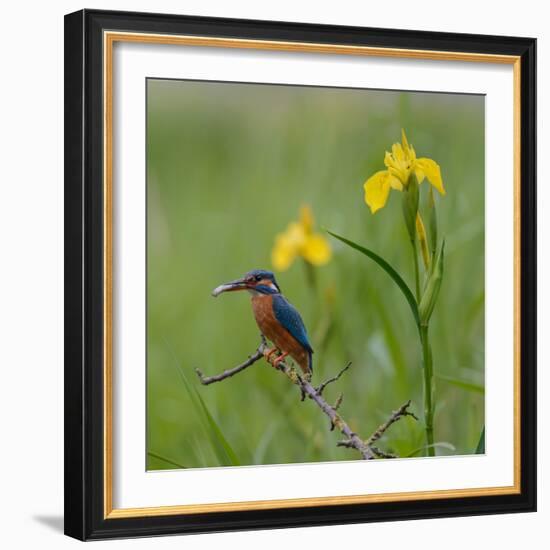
[328,231,420,326]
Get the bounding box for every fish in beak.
[211,278,248,297]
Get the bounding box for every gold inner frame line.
[103,30,522,519]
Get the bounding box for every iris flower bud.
[419,241,445,325]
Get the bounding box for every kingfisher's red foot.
[263,347,278,364]
[273,352,289,368]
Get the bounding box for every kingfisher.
[212,269,313,375]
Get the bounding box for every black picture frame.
[64,8,536,541]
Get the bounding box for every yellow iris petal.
[384,151,393,169]
[272,235,298,271]
[389,175,403,190]
[302,234,332,266]
[284,222,307,246]
[416,158,446,195]
[271,206,332,271]
[364,170,392,214]
[414,166,425,184]
[401,128,410,150]
[300,205,314,234]
[363,130,445,216]
[271,223,304,271]
[392,143,405,162]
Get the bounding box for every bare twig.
[195,340,416,460]
[195,336,267,385]
[329,393,344,431]
[315,362,352,396]
[365,400,418,447]
[370,446,397,459]
[275,363,375,459]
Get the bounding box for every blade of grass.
[475,426,485,454]
[253,418,282,464]
[165,340,240,466]
[193,382,241,466]
[147,451,187,469]
[406,442,456,457]
[328,231,420,326]
[192,435,210,468]
[436,373,485,394]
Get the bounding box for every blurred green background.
[146,79,485,470]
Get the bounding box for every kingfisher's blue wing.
[272,295,313,354]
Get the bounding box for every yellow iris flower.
[364,130,446,214]
[271,205,332,271]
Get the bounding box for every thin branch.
[195,340,416,460]
[365,400,418,448]
[370,446,397,459]
[272,358,375,460]
[195,337,266,385]
[337,439,395,458]
[315,362,352,396]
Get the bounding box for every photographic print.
[65,11,536,539]
[146,79,485,470]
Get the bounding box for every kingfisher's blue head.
[212,269,281,297]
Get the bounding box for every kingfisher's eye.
[255,275,262,282]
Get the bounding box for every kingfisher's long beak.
[211,278,248,297]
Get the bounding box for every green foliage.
[406,442,456,457]
[476,426,486,454]
[172,352,241,466]
[146,80,485,469]
[436,374,485,394]
[147,451,187,469]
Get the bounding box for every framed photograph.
[64,9,536,540]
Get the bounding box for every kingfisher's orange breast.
[251,295,278,342]
[251,294,311,374]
